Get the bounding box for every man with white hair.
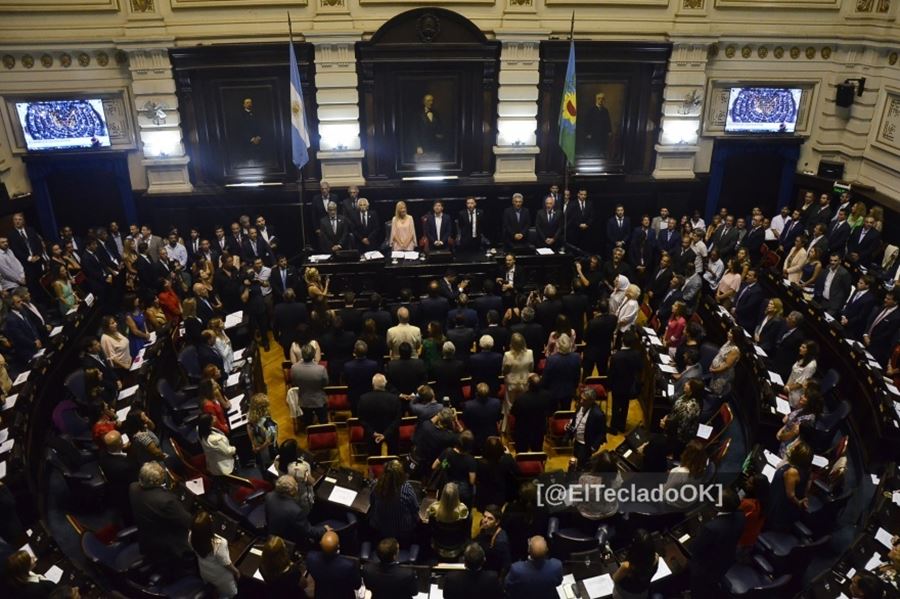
[432,341,465,406]
[357,373,402,455]
[349,197,382,249]
[469,334,503,395]
[265,474,325,546]
[318,201,349,253]
[129,462,193,576]
[502,193,531,248]
[386,306,422,359]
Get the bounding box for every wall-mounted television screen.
[725,87,802,134]
[15,99,110,151]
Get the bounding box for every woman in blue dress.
[124,293,152,357]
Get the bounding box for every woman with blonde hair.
[389,201,417,251]
[304,267,329,312]
[259,535,306,594]
[847,201,867,230]
[782,235,808,284]
[248,393,278,470]
[182,296,203,346]
[209,317,234,373]
[427,481,469,523]
[616,284,641,333]
[502,332,534,409]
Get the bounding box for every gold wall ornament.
[77,53,90,67]
[2,55,14,69]
[790,46,800,59]
[821,47,832,59]
[757,46,768,59]
[857,0,874,10]
[60,53,72,67]
[115,50,128,65]
[774,46,784,59]
[21,55,34,69]
[97,51,109,66]
[321,0,343,6]
[683,0,704,8]
[889,52,898,65]
[131,0,154,11]
[805,46,816,59]
[741,45,751,58]
[725,45,736,58]
[877,0,890,11]
[40,54,53,68]
[509,0,533,5]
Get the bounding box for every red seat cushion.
[551,418,571,435]
[350,425,365,443]
[399,424,415,442]
[517,460,544,476]
[308,432,337,451]
[587,383,607,398]
[328,393,350,410]
[369,465,385,478]
[462,385,472,400]
[537,358,546,373]
[188,454,207,472]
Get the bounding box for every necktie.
[845,291,858,309]
[548,210,553,222]
[331,218,337,234]
[363,212,367,228]
[470,211,476,236]
[580,201,585,213]
[736,285,749,305]
[859,229,866,244]
[252,242,258,256]
[867,309,891,335]
[282,269,287,288]
[618,218,623,229]
[516,211,520,223]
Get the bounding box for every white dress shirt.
[0,248,25,291]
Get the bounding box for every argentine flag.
[289,40,311,169]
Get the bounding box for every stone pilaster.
[493,33,543,182]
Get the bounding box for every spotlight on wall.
[142,130,181,158]
[836,77,866,108]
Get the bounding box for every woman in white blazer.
[199,413,236,476]
[782,236,808,285]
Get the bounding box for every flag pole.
[288,12,310,253]
[562,11,575,254]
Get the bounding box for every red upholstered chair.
[169,437,210,484]
[703,403,733,446]
[307,423,339,464]
[367,455,400,479]
[347,417,369,461]
[515,452,548,478]
[536,357,547,374]
[325,385,351,420]
[397,416,417,457]
[709,437,732,467]
[461,377,473,401]
[583,377,608,412]
[548,410,576,451]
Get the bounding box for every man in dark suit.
[421,280,451,325]
[561,280,591,340]
[385,342,427,396]
[480,310,510,353]
[362,293,393,335]
[583,299,617,378]
[312,181,339,237]
[348,198,382,250]
[438,270,467,305]
[605,204,631,257]
[457,196,486,251]
[511,374,554,452]
[813,254,852,317]
[496,253,525,299]
[197,331,225,372]
[863,290,900,366]
[846,215,881,266]
[778,210,804,253]
[99,430,139,523]
[446,314,477,362]
[270,255,300,302]
[656,274,684,326]
[432,342,467,406]
[4,294,42,366]
[129,462,194,577]
[753,299,785,356]
[306,531,362,599]
[607,330,642,434]
[806,223,828,259]
[241,227,273,266]
[710,215,740,259]
[446,293,479,330]
[473,280,503,327]
[362,538,418,599]
[81,238,113,299]
[225,222,244,256]
[772,311,806,380]
[357,374,402,455]
[272,288,308,359]
[689,488,746,599]
[535,196,561,249]
[807,192,833,230]
[840,275,878,340]
[826,209,852,256]
[343,341,380,414]
[502,193,531,248]
[510,307,545,357]
[82,336,121,393]
[647,252,674,310]
[469,336,503,395]
[569,189,596,250]
[567,385,607,466]
[266,475,325,547]
[320,315,357,380]
[319,202,350,253]
[8,212,44,296]
[740,215,766,263]
[340,185,361,218]
[505,536,563,599]
[656,217,681,256]
[422,200,453,251]
[534,285,564,334]
[443,543,502,599]
[107,220,126,259]
[339,291,365,336]
[732,269,765,332]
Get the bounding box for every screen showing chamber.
[15,99,111,151]
[725,87,802,134]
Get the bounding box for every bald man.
[504,536,563,599]
[386,306,422,359]
[98,430,139,522]
[357,373,402,455]
[306,531,362,599]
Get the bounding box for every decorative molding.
[715,0,839,8]
[130,0,153,10]
[0,50,118,70]
[359,0,493,3]
[889,52,898,66]
[683,0,704,7]
[545,0,668,4]
[873,90,900,154]
[0,0,118,11]
[171,0,306,7]
[774,46,784,58]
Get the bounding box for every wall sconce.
[319,123,359,151]
[142,130,181,158]
[497,119,536,147]
[660,120,699,145]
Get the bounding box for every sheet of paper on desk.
[0,429,8,444]
[49,326,64,338]
[328,486,358,506]
[226,373,240,387]
[812,455,829,468]
[875,527,894,549]
[225,311,243,329]
[130,350,145,371]
[868,360,882,371]
[267,463,279,477]
[864,350,876,361]
[885,381,900,396]
[0,439,15,454]
[416,593,429,599]
[754,345,768,358]
[403,251,420,260]
[658,354,673,365]
[761,464,776,482]
[582,573,615,598]
[391,251,405,259]
[643,327,656,335]
[2,394,17,411]
[185,478,206,496]
[763,449,781,467]
[649,336,662,346]
[308,254,331,263]
[364,251,384,261]
[119,385,139,400]
[253,569,265,581]
[893,491,900,506]
[43,565,64,583]
[775,397,791,415]
[116,406,131,421]
[429,583,443,599]
[13,371,30,387]
[535,248,555,255]
[0,461,6,480]
[651,557,672,581]
[557,573,576,599]
[865,553,884,571]
[823,312,835,323]
[33,348,46,359]
[233,349,246,362]
[20,543,36,558]
[659,364,678,374]
[767,371,784,386]
[696,423,712,439]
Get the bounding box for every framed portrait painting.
[218,82,286,180]
[396,74,462,172]
[576,79,628,168]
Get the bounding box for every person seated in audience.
[432,341,465,406]
[663,440,712,509]
[389,201,417,252]
[505,535,562,598]
[660,379,703,454]
[412,408,459,481]
[784,340,818,407]
[799,246,824,288]
[189,511,239,598]
[369,460,420,545]
[708,325,741,396]
[121,409,166,464]
[265,475,324,548]
[777,386,824,457]
[305,530,361,599]
[3,550,56,597]
[248,393,279,471]
[611,528,659,599]
[475,504,511,577]
[688,487,745,599]
[386,342,427,398]
[671,348,702,398]
[765,440,813,532]
[461,382,501,453]
[258,535,308,596]
[129,462,194,578]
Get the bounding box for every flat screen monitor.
[725,87,802,134]
[15,99,111,151]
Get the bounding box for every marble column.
[493,33,543,182]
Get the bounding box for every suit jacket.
[656,288,683,325]
[320,329,357,379]
[290,361,329,408]
[457,208,486,249]
[8,226,43,265]
[143,234,164,263]
[105,234,124,260]
[473,294,504,327]
[319,215,350,252]
[504,558,564,599]
[807,235,828,260]
[197,343,225,372]
[534,299,563,335]
[461,396,502,449]
[606,216,632,250]
[444,569,503,599]
[864,306,900,366]
[305,551,362,599]
[689,511,746,585]
[423,213,453,248]
[270,265,301,300]
[502,206,531,246]
[779,220,804,253]
[542,352,582,403]
[510,322,545,357]
[773,327,805,380]
[741,226,766,261]
[4,310,40,364]
[826,220,851,255]
[273,301,308,349]
[446,307,479,330]
[628,229,658,271]
[349,209,382,249]
[432,358,466,405]
[480,325,510,353]
[341,197,360,218]
[385,357,427,395]
[608,347,642,399]
[712,225,740,258]
[343,358,380,408]
[312,193,340,228]
[242,237,273,265]
[357,390,402,441]
[657,228,682,255]
[420,296,450,325]
[98,452,139,519]
[583,314,617,367]
[265,491,320,545]
[569,201,595,245]
[81,250,108,296]
[810,205,833,229]
[755,316,785,357]
[733,282,765,332]
[386,323,422,359]
[561,291,590,339]
[840,289,877,340]
[649,266,674,305]
[846,226,881,265]
[446,325,477,360]
[813,266,852,316]
[438,278,461,304]
[362,562,418,599]
[129,484,193,564]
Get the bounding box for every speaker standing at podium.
[318,202,349,253]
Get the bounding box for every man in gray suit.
[265,475,325,548]
[139,224,164,263]
[680,264,704,314]
[814,253,852,317]
[290,343,329,425]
